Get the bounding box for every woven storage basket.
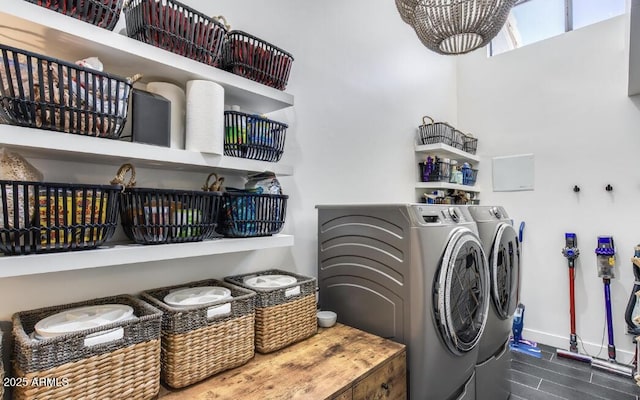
[0,44,135,138]
[224,111,288,162]
[25,0,124,30]
[418,116,458,147]
[141,279,256,388]
[0,180,121,255]
[222,30,294,91]
[124,0,228,67]
[225,269,316,354]
[12,295,162,400]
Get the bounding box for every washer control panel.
[412,205,468,224]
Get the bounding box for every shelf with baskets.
[415,143,480,193]
[415,143,480,164]
[0,234,294,278]
[0,0,293,114]
[0,126,293,176]
[415,182,480,192]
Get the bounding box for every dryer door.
[491,223,520,320]
[434,227,490,355]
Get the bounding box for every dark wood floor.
[509,344,640,400]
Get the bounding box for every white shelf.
[415,143,480,164]
[0,0,294,113]
[0,126,294,176]
[0,234,294,278]
[415,182,480,192]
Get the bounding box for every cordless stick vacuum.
[591,236,634,378]
[556,233,592,363]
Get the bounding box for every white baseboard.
[523,328,635,365]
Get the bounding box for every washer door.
[434,227,490,355]
[490,223,520,319]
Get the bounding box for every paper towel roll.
[146,82,186,149]
[185,80,225,154]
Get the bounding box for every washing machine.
[317,204,490,400]
[467,206,520,400]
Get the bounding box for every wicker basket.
[112,164,222,244]
[217,190,288,238]
[124,0,228,67]
[141,279,256,388]
[0,44,135,138]
[25,0,124,30]
[225,269,317,354]
[12,295,162,400]
[0,180,120,255]
[418,116,458,147]
[224,111,288,162]
[222,30,294,90]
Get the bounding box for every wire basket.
[224,269,317,354]
[112,164,222,244]
[24,0,124,30]
[124,0,228,67]
[463,169,478,186]
[222,30,294,91]
[140,279,256,388]
[462,134,478,155]
[0,44,135,138]
[216,190,288,238]
[418,116,459,147]
[224,111,287,162]
[419,159,450,182]
[0,180,120,255]
[12,294,162,400]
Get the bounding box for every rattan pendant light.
[396,0,517,55]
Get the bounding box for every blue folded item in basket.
[224,189,257,236]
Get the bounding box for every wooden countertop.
[158,323,406,399]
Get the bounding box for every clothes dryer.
[468,206,520,400]
[317,204,490,400]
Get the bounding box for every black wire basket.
[418,159,451,182]
[24,0,124,30]
[0,44,134,138]
[224,111,287,162]
[119,188,222,244]
[463,169,478,186]
[0,180,120,255]
[217,190,288,238]
[418,116,459,147]
[124,0,228,67]
[222,30,294,91]
[462,134,478,155]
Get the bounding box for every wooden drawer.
[353,352,407,400]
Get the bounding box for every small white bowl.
[317,311,337,328]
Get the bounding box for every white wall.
[0,0,456,323]
[194,0,458,284]
[457,15,640,362]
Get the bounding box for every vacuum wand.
[562,233,579,353]
[591,236,634,378]
[557,233,591,363]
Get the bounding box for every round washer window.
[491,224,520,319]
[434,228,490,355]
